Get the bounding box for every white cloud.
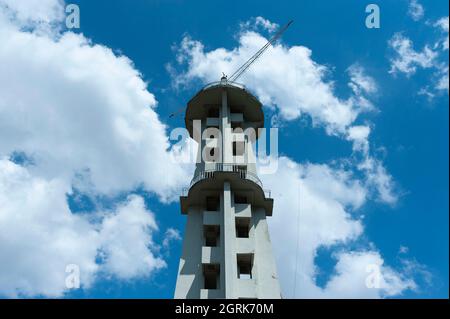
[346,125,398,205]
[348,64,377,96]
[434,16,449,51]
[242,16,280,33]
[388,33,437,76]
[408,0,424,22]
[389,16,449,95]
[0,159,165,297]
[358,157,398,205]
[0,158,98,297]
[323,251,416,298]
[0,2,192,201]
[347,125,371,154]
[97,195,166,280]
[162,228,182,248]
[263,157,417,298]
[433,17,449,93]
[0,0,64,25]
[435,66,449,92]
[171,30,373,135]
[0,0,191,297]
[399,246,409,254]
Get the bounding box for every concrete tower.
[174,77,281,299]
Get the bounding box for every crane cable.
[293,177,301,298]
[228,20,293,82]
[169,20,293,119]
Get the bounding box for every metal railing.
[202,80,246,91]
[182,164,271,198]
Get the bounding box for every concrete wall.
[175,185,281,299]
[174,206,204,299]
[253,207,282,298]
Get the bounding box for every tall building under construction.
[174,77,281,299]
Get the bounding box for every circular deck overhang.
[180,170,273,216]
[185,81,265,138]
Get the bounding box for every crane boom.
[228,20,293,82]
[169,20,293,119]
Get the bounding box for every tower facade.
[174,77,281,299]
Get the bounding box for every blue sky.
[0,0,448,298]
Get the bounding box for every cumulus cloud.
[0,0,190,297]
[408,0,424,22]
[97,195,166,280]
[0,9,191,200]
[322,251,417,298]
[388,15,449,95]
[0,159,165,297]
[170,28,373,135]
[0,158,98,297]
[0,0,64,26]
[262,157,418,298]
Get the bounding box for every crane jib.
[228,20,293,82]
[168,20,293,119]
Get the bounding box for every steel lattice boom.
[228,20,293,82]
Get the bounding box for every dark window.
[208,107,219,118]
[236,217,250,238]
[231,122,243,130]
[237,254,253,279]
[204,225,220,247]
[203,264,220,289]
[230,105,241,114]
[234,194,247,204]
[206,196,219,211]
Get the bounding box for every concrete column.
[222,181,236,298]
[174,206,203,299]
[221,89,232,164]
[253,207,282,298]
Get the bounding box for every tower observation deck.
[174,77,281,299]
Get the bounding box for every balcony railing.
[182,164,271,198]
[202,80,246,91]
